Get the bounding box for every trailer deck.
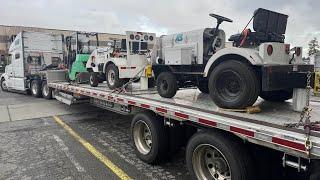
[49,82,320,160]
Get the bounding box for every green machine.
[65,32,99,82]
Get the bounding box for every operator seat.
[229,8,288,47]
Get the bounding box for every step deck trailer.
[48,80,320,179]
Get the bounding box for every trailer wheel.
[0,78,7,91]
[156,72,178,98]
[131,111,168,164]
[42,81,52,99]
[31,80,42,98]
[209,60,259,109]
[186,131,254,180]
[197,81,209,94]
[260,89,293,102]
[106,64,124,89]
[89,73,99,87]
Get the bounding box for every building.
[0,25,125,72]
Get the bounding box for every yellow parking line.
[53,116,132,180]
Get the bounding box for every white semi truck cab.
[0,31,64,97]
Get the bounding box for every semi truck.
[0,31,64,98]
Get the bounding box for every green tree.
[308,37,320,56]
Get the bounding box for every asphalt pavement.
[0,89,190,180]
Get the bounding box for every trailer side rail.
[49,82,320,159]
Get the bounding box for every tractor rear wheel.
[209,60,259,109]
[0,78,7,91]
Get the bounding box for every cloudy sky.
[1,0,320,56]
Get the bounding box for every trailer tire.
[156,72,178,98]
[106,64,124,89]
[0,78,7,91]
[31,80,42,98]
[42,81,52,99]
[131,111,168,164]
[209,60,259,109]
[197,81,209,94]
[186,131,254,180]
[89,73,99,87]
[260,89,293,102]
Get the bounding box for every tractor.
[153,8,314,109]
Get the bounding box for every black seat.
[229,8,288,47]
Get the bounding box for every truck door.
[4,55,14,88]
[11,36,25,91]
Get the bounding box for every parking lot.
[0,89,191,180]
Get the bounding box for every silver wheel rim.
[192,144,231,180]
[133,120,152,155]
[42,84,49,96]
[1,80,7,90]
[32,82,38,95]
[108,70,116,86]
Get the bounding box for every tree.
[308,37,320,56]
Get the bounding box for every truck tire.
[106,64,124,89]
[131,111,168,164]
[0,78,7,91]
[186,131,254,180]
[197,80,209,94]
[156,72,178,98]
[260,89,293,102]
[42,81,52,99]
[208,60,259,109]
[89,73,99,87]
[31,80,42,98]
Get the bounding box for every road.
[0,89,190,180]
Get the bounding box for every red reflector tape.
[174,112,189,119]
[131,67,136,69]
[199,118,217,127]
[100,94,105,97]
[230,126,254,137]
[108,96,113,100]
[156,107,167,113]
[141,104,150,109]
[92,93,97,96]
[272,137,306,151]
[120,67,126,69]
[117,98,124,102]
[128,101,136,105]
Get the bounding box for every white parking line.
[52,134,86,172]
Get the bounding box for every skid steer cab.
[86,31,156,90]
[153,8,314,109]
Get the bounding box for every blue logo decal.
[175,34,183,43]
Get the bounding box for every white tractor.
[86,31,156,90]
[153,8,314,109]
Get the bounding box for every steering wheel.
[209,13,233,23]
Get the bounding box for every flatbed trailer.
[48,80,320,179]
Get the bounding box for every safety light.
[149,36,154,41]
[267,45,273,56]
[144,35,149,41]
[130,34,134,40]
